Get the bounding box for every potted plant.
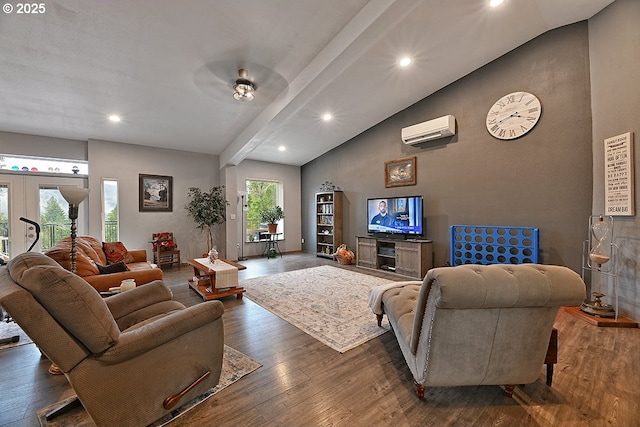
[259,205,285,234]
[184,186,229,251]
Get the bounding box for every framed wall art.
[385,156,416,188]
[604,132,634,216]
[139,174,173,212]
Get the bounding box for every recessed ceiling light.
[399,57,412,67]
[489,0,504,7]
[278,145,286,152]
[108,115,121,122]
[322,113,332,122]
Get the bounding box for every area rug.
[241,265,393,353]
[0,319,33,350]
[37,345,261,427]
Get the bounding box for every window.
[245,179,283,242]
[0,153,88,175]
[39,186,71,250]
[102,179,119,242]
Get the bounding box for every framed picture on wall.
[604,132,634,216]
[385,156,416,188]
[139,174,173,212]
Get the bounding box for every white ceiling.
[0,0,614,167]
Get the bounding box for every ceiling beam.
[219,0,426,168]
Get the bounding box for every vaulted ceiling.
[0,0,614,167]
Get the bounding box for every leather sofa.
[369,263,585,398]
[45,235,163,292]
[0,252,224,427]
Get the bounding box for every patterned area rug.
[37,345,261,427]
[241,265,393,352]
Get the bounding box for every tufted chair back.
[380,263,585,397]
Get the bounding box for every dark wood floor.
[1,253,639,427]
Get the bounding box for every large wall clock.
[486,91,541,140]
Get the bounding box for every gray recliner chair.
[371,263,586,398]
[0,252,224,427]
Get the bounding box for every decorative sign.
[605,132,634,216]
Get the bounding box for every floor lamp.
[59,186,90,274]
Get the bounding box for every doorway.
[0,173,88,257]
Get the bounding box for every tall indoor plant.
[184,186,229,251]
[259,205,285,233]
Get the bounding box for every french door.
[0,173,88,257]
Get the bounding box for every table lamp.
[58,186,90,274]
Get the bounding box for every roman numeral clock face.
[486,91,541,140]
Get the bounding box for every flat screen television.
[367,196,423,237]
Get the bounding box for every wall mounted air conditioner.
[401,115,456,145]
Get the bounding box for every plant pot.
[267,223,278,234]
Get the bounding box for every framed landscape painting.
[139,174,173,212]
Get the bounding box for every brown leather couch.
[45,235,163,292]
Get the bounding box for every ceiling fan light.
[233,82,255,101]
[233,69,255,101]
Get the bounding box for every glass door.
[0,174,88,257]
[0,184,8,261]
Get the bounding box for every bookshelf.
[316,191,343,259]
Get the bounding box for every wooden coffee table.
[187,257,246,301]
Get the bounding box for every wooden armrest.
[163,371,210,410]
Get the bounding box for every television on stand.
[367,195,423,238]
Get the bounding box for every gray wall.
[0,131,303,262]
[589,0,640,320]
[302,22,593,275]
[87,139,219,261]
[235,159,302,258]
[0,131,86,160]
[0,133,221,260]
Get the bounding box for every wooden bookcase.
[316,191,343,259]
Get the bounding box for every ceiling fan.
[193,61,288,106]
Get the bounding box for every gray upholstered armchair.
[0,252,224,427]
[371,263,586,398]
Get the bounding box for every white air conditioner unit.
[401,115,456,145]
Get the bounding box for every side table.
[262,232,282,259]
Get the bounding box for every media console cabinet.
[356,235,433,279]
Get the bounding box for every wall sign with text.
[605,132,634,216]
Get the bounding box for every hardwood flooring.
[1,253,639,426]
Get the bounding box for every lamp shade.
[58,187,90,205]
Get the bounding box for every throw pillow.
[97,261,130,274]
[102,241,135,264]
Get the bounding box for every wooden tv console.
[356,236,433,279]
